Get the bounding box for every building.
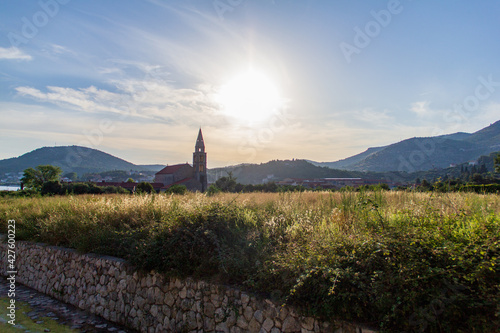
[154,129,208,192]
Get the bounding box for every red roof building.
[154,129,208,192]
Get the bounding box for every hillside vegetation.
[1,192,499,332]
[315,120,500,172]
[0,146,164,176]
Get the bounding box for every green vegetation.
[0,297,78,332]
[21,165,62,190]
[136,181,155,194]
[164,184,188,195]
[1,191,499,332]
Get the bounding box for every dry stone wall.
[0,240,376,333]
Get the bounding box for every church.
[154,129,208,192]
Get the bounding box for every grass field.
[1,191,499,332]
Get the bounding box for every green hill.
[0,146,165,178]
[208,159,393,185]
[313,120,500,172]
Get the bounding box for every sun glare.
[216,69,282,123]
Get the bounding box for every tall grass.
[1,191,499,332]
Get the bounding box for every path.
[0,278,137,333]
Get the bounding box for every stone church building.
[154,129,208,192]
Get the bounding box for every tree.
[21,165,62,190]
[215,172,238,192]
[41,180,63,196]
[126,178,135,183]
[478,164,488,174]
[495,153,500,173]
[206,184,221,196]
[136,182,155,194]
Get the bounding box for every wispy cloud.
[15,85,125,115]
[15,76,226,127]
[410,101,433,118]
[0,47,32,61]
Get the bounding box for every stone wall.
[0,240,376,333]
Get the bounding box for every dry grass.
[1,191,499,332]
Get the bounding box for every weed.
[0,191,499,332]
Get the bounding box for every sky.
[1,0,500,168]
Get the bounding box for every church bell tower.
[193,128,207,192]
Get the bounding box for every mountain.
[309,146,385,170]
[313,120,500,172]
[0,146,165,177]
[207,159,393,185]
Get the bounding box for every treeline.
[41,181,130,195]
[411,177,500,193]
[207,173,391,194]
[3,158,499,197]
[0,165,158,197]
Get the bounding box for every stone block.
[216,321,230,333]
[241,293,250,306]
[262,318,274,332]
[204,302,216,318]
[254,309,264,323]
[282,316,300,332]
[164,292,175,307]
[248,318,261,333]
[236,315,248,330]
[301,317,315,331]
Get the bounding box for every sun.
[216,68,283,123]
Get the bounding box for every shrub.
[165,184,187,195]
[205,184,221,196]
[136,182,155,194]
[41,181,63,195]
[1,191,498,332]
[129,202,264,283]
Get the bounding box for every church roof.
[161,177,194,189]
[155,163,191,175]
[195,128,205,150]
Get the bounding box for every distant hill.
[308,146,385,170]
[312,120,500,172]
[207,159,392,185]
[408,151,499,182]
[0,146,165,177]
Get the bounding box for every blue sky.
[1,0,499,168]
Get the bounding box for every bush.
[129,202,263,282]
[1,192,498,332]
[165,184,187,195]
[136,182,155,194]
[460,184,500,193]
[205,184,221,196]
[41,181,63,195]
[101,186,129,194]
